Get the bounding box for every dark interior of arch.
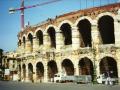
[22,64,26,78]
[19,64,21,71]
[22,64,26,70]
[48,60,58,78]
[18,40,21,46]
[28,34,33,45]
[28,63,33,80]
[60,23,72,45]
[100,57,118,77]
[36,62,44,78]
[36,30,43,45]
[23,37,26,47]
[79,57,93,77]
[77,19,92,47]
[62,59,74,75]
[47,27,56,48]
[98,15,115,44]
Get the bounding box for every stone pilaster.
[74,61,79,75]
[95,60,100,77]
[43,33,50,50]
[25,40,32,53]
[57,60,62,74]
[72,26,80,50]
[33,37,39,52]
[21,42,25,53]
[33,65,36,83]
[117,56,120,84]
[114,19,120,46]
[25,64,29,82]
[20,62,23,82]
[44,61,48,82]
[56,31,64,51]
[91,22,100,46]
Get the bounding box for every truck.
[97,74,118,85]
[54,73,92,84]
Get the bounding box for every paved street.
[0,81,120,90]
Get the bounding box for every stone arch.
[61,59,74,75]
[47,60,58,81]
[28,63,33,82]
[22,34,27,39]
[79,57,93,80]
[58,20,73,29]
[99,56,118,78]
[22,64,26,81]
[36,30,43,46]
[60,23,72,45]
[96,12,116,21]
[47,27,56,48]
[36,62,44,82]
[75,16,93,26]
[98,15,115,44]
[77,19,92,47]
[34,27,44,36]
[27,31,34,38]
[45,25,58,32]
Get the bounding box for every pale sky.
[0,0,118,52]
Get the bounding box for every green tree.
[0,49,3,65]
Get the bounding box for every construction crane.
[9,0,61,31]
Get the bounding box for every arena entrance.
[79,57,94,80]
[99,57,118,78]
[98,15,115,44]
[47,27,56,48]
[60,23,72,45]
[47,60,58,82]
[36,30,43,46]
[62,59,74,75]
[77,19,92,47]
[22,64,26,81]
[36,62,44,82]
[28,63,33,82]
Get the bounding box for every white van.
[54,73,92,83]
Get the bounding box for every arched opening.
[36,30,43,46]
[60,23,72,45]
[36,62,44,82]
[77,19,92,47]
[47,60,58,81]
[79,57,93,80]
[100,57,118,78]
[22,64,26,81]
[28,33,33,51]
[23,37,26,48]
[47,27,56,48]
[62,59,74,75]
[98,15,115,44]
[28,63,33,82]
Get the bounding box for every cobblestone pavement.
[0,81,120,90]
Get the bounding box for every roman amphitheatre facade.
[4,3,120,83]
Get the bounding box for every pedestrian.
[105,77,109,85]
